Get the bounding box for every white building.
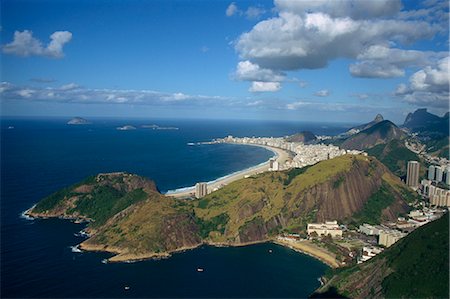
[406,161,420,188]
[421,179,450,207]
[435,166,443,182]
[195,182,208,199]
[379,229,406,247]
[358,246,384,264]
[359,224,385,236]
[307,221,343,238]
[428,165,436,181]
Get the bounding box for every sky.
[1,0,449,123]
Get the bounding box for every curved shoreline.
[166,143,291,198]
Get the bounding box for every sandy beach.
[275,239,340,268]
[166,143,291,199]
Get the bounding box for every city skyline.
[1,0,449,123]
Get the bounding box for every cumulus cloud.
[314,89,330,97]
[226,2,239,17]
[249,81,281,92]
[394,56,449,108]
[0,82,234,106]
[235,60,285,82]
[245,6,266,19]
[2,30,72,58]
[233,0,446,88]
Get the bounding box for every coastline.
[274,239,340,268]
[77,237,339,269]
[166,143,291,198]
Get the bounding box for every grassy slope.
[366,139,419,178]
[30,155,414,259]
[315,213,449,299]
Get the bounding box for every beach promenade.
[166,144,291,199]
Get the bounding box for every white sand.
[166,144,291,199]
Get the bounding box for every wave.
[70,245,83,253]
[74,230,91,238]
[19,205,36,221]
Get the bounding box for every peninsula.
[25,154,417,264]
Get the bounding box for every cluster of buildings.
[356,207,445,262]
[420,179,450,207]
[218,135,362,170]
[307,221,343,238]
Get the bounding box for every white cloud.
[235,60,285,82]
[0,82,234,107]
[226,2,240,17]
[233,0,444,83]
[2,30,72,58]
[59,83,79,90]
[249,81,281,92]
[394,56,449,108]
[314,89,330,97]
[245,6,266,19]
[247,100,263,106]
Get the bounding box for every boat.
[197,268,204,272]
[268,249,273,253]
[124,286,130,290]
[187,142,195,146]
[101,259,108,264]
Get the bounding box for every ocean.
[1,117,352,298]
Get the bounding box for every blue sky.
[1,0,449,123]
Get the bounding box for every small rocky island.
[142,124,179,130]
[67,117,91,125]
[116,125,136,131]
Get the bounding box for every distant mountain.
[345,114,384,136]
[285,131,317,143]
[313,213,449,299]
[341,120,406,150]
[403,108,449,136]
[67,117,91,125]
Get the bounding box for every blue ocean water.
[1,117,351,298]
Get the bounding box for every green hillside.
[314,213,449,299]
[366,139,420,177]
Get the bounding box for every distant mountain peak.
[403,108,448,136]
[374,114,384,122]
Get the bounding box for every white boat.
[124,286,130,290]
[187,142,195,146]
[197,268,204,272]
[101,259,108,264]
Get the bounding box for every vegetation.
[283,165,312,185]
[346,183,395,226]
[316,214,449,299]
[366,139,419,177]
[196,212,230,238]
[33,175,96,212]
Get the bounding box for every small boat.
[268,249,273,253]
[197,268,204,272]
[101,259,108,264]
[187,142,195,146]
[124,286,130,290]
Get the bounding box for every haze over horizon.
[1,0,449,123]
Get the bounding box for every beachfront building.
[307,221,343,238]
[195,182,208,199]
[378,229,406,247]
[406,161,420,188]
[218,135,363,171]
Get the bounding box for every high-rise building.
[195,182,208,199]
[406,161,420,188]
[428,165,436,181]
[435,166,443,182]
[445,166,450,185]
